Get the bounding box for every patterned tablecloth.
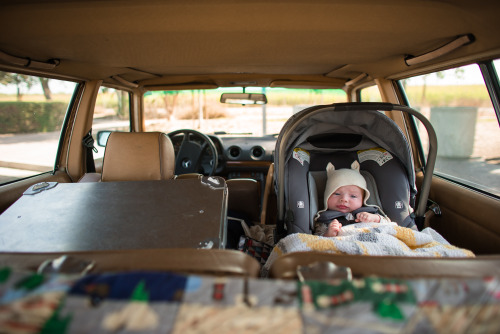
[1,267,499,333]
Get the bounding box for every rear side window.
[359,85,383,102]
[401,62,500,197]
[0,72,77,184]
[91,87,130,165]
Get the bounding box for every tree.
[420,68,465,105]
[162,91,179,120]
[115,89,128,118]
[39,78,52,100]
[0,72,46,101]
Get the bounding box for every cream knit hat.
[321,161,370,211]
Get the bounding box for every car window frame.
[0,72,81,186]
[399,59,500,199]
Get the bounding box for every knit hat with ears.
[321,161,370,211]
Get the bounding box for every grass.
[404,85,491,108]
[0,94,73,102]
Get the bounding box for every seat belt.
[82,130,97,173]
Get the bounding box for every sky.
[403,63,488,86]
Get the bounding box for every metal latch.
[38,255,95,275]
[297,261,352,282]
[23,182,58,195]
[428,200,442,216]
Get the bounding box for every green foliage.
[95,89,130,119]
[0,101,67,134]
[265,89,346,106]
[0,72,37,88]
[0,72,40,100]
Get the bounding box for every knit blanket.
[262,222,475,276]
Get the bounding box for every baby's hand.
[355,212,381,223]
[324,219,342,237]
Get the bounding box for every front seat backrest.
[101,132,175,182]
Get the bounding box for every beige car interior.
[0,0,499,278]
[0,249,261,278]
[269,252,500,279]
[226,178,261,223]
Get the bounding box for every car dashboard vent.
[228,146,241,159]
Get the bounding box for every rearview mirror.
[220,93,267,105]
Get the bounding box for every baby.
[314,161,389,237]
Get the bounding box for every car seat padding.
[285,147,415,234]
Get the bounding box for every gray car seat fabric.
[285,146,414,234]
[276,103,426,237]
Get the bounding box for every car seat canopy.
[276,106,415,185]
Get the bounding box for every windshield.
[143,87,347,136]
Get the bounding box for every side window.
[401,62,500,197]
[92,87,130,166]
[0,71,77,184]
[359,85,383,102]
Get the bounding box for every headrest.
[101,132,175,182]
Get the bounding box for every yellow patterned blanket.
[263,222,474,275]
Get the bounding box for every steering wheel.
[167,129,218,176]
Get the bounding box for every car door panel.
[417,172,500,255]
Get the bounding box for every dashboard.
[217,135,275,161]
[169,132,276,176]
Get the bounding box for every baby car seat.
[274,103,437,237]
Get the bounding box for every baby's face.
[327,185,364,213]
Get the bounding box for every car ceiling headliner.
[0,0,499,90]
